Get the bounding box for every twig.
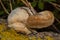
[25,0,37,15]
[52,24,60,33]
[49,2,60,10]
[20,0,33,15]
[49,2,60,23]
[9,0,12,11]
[55,17,60,23]
[20,0,29,7]
[49,2,60,33]
[20,0,37,15]
[0,0,9,14]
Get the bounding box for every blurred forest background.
[0,0,60,33]
[0,0,60,40]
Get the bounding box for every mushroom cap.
[8,7,29,24]
[27,10,54,28]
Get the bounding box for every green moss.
[0,24,55,40]
[45,36,54,40]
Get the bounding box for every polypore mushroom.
[27,10,54,28]
[8,7,32,34]
[8,6,54,35]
